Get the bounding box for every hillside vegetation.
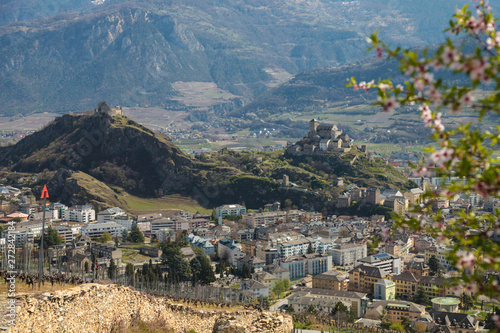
[0,112,411,213]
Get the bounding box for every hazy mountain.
[0,0,469,116]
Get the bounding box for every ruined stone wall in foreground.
[12,283,293,333]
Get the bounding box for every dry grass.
[0,280,77,295]
[123,194,211,214]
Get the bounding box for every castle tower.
[309,119,319,138]
[366,188,381,205]
[283,174,290,186]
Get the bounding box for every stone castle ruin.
[95,101,123,117]
[286,119,352,156]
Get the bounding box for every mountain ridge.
[0,0,469,116]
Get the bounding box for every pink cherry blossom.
[430,147,454,168]
[378,96,400,112]
[456,252,475,270]
[441,46,461,68]
[460,92,474,107]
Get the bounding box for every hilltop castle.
[286,119,352,155]
[95,101,123,117]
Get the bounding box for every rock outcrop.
[12,283,293,333]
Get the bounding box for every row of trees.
[160,238,216,285]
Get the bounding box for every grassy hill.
[0,111,412,213]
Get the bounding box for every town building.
[364,300,426,323]
[215,204,246,219]
[263,264,290,281]
[252,271,279,289]
[289,288,368,317]
[218,238,246,266]
[90,243,122,266]
[242,211,286,228]
[356,253,402,275]
[67,205,95,223]
[374,279,396,300]
[275,253,332,280]
[330,243,367,267]
[240,279,269,297]
[97,207,127,223]
[237,255,266,273]
[140,246,163,258]
[349,264,388,294]
[80,222,126,238]
[312,270,349,291]
[430,311,479,333]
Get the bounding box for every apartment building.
[276,253,332,280]
[242,211,286,228]
[312,270,349,291]
[277,239,310,258]
[330,243,367,267]
[349,264,388,294]
[356,253,402,275]
[80,222,125,238]
[68,205,95,223]
[215,204,246,219]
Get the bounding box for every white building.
[150,218,210,233]
[218,238,246,266]
[240,279,269,297]
[275,253,333,280]
[356,253,402,275]
[242,211,286,228]
[52,225,74,243]
[288,288,368,318]
[80,222,125,238]
[330,243,367,267]
[6,227,34,247]
[278,239,311,258]
[68,205,95,223]
[97,207,127,223]
[216,204,246,219]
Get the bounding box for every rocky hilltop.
[0,109,411,212]
[12,283,293,332]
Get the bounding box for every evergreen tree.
[162,245,191,282]
[129,224,145,243]
[414,286,430,305]
[484,307,500,330]
[241,263,251,278]
[460,292,474,310]
[38,226,64,248]
[428,255,439,276]
[307,243,314,254]
[125,263,134,277]
[330,301,349,317]
[108,259,117,279]
[121,229,128,242]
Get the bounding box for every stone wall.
[12,283,293,333]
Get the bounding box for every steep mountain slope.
[0,111,411,212]
[0,0,468,116]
